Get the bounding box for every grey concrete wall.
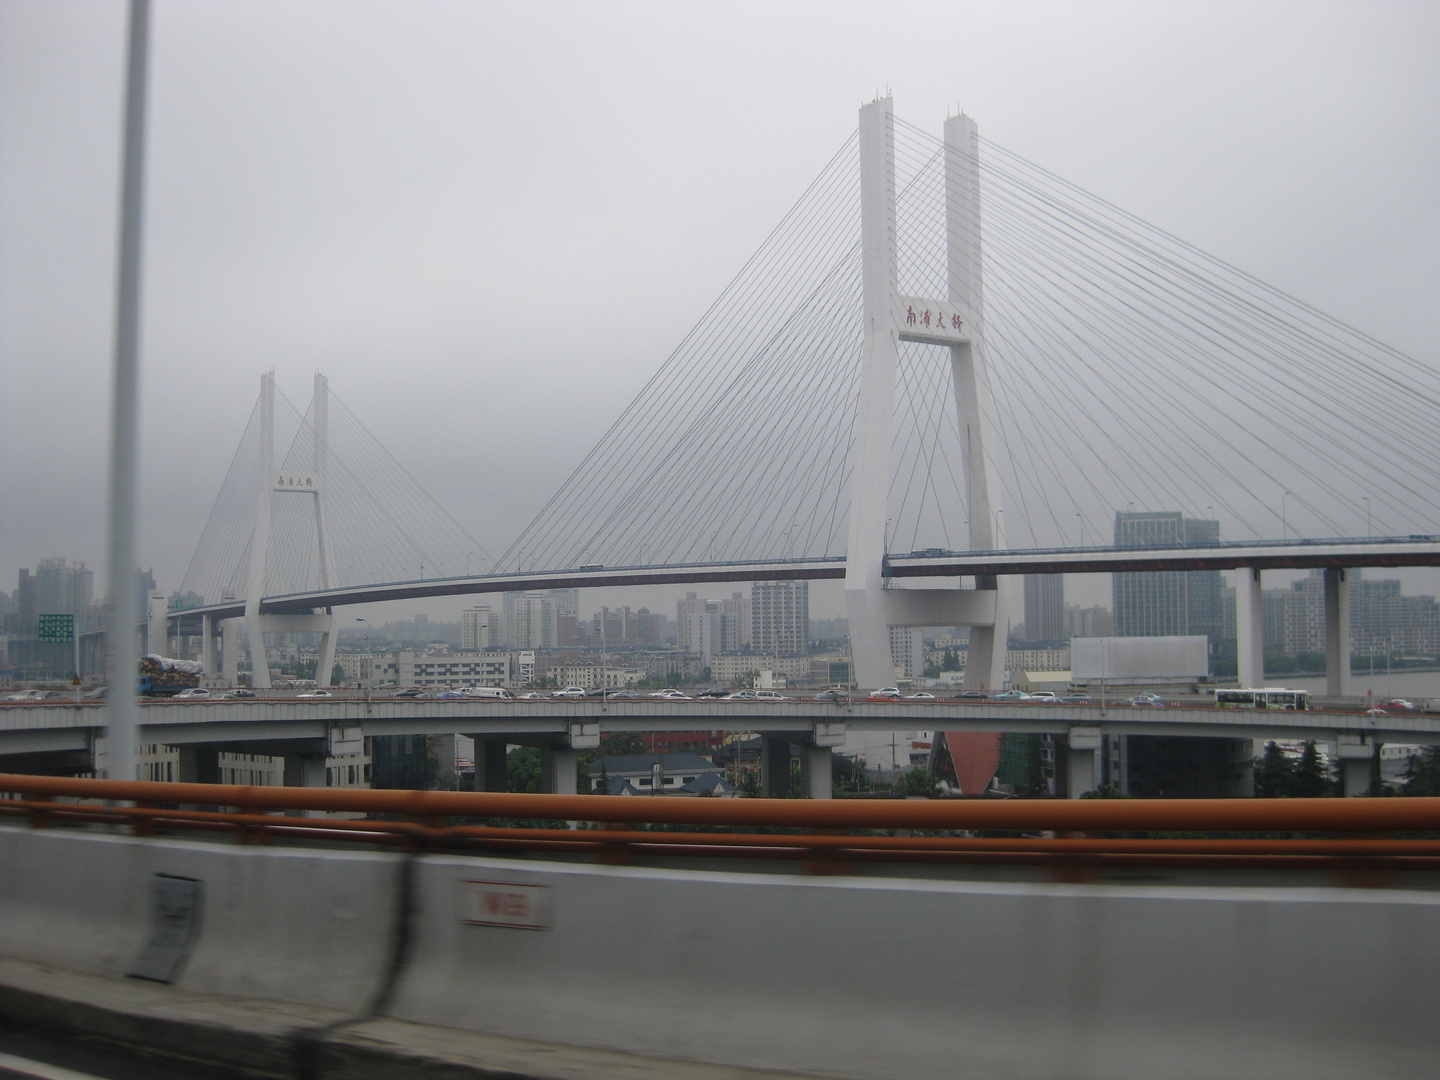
[2,824,1438,1079]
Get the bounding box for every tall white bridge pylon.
[846,98,1009,690]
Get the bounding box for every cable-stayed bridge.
[169,98,1440,691]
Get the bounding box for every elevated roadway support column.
[1066,727,1101,799]
[761,736,791,798]
[800,745,834,800]
[1334,735,1373,797]
[467,736,508,793]
[284,754,328,817]
[540,745,577,796]
[176,745,220,785]
[1235,566,1264,690]
[221,620,239,686]
[1324,567,1351,697]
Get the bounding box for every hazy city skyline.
[3,1,1437,618]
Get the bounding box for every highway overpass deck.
[4,698,1440,755]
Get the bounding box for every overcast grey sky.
[2,0,1437,620]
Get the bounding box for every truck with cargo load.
[138,654,203,697]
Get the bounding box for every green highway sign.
[37,613,74,643]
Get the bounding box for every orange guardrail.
[2,773,1439,873]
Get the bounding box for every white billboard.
[1071,636,1208,680]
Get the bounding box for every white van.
[461,686,513,700]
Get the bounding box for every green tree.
[1293,741,1331,798]
[736,767,762,798]
[1401,747,1440,795]
[941,648,960,672]
[1079,782,1128,800]
[507,746,542,793]
[894,769,942,798]
[1254,741,1297,798]
[331,663,346,686]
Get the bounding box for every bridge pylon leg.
[844,98,1009,691]
[1235,567,1264,689]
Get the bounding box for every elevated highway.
[5,697,1438,798]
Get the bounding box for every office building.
[1112,512,1222,639]
[1023,573,1064,642]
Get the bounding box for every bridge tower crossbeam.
[846,98,1011,691]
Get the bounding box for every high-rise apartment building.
[1022,574,1064,642]
[677,591,750,654]
[460,605,503,649]
[751,581,808,655]
[509,591,557,649]
[1112,512,1222,639]
[888,625,923,679]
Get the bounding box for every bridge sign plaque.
[458,879,552,930]
[36,613,73,643]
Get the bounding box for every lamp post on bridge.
[1363,497,1371,539]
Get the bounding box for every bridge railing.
[3,774,1439,873]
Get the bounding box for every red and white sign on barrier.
[458,879,553,930]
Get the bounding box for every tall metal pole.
[103,0,151,784]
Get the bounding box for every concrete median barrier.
[2,824,1439,1079]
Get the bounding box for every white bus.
[1214,688,1308,711]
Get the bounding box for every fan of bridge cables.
[497,113,1440,572]
[180,382,493,604]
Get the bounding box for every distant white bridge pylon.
[177,371,493,689]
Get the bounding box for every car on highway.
[1128,695,1164,707]
[1383,699,1418,711]
[461,686,513,700]
[171,687,211,700]
[296,689,332,699]
[814,688,849,702]
[6,690,61,702]
[517,691,546,699]
[1027,691,1060,703]
[649,688,693,700]
[867,687,902,701]
[552,687,587,699]
[83,686,108,700]
[906,691,937,700]
[392,688,423,698]
[605,689,644,700]
[993,690,1030,701]
[1061,693,1092,704]
[956,690,987,700]
[693,687,730,699]
[223,687,256,698]
[434,690,466,699]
